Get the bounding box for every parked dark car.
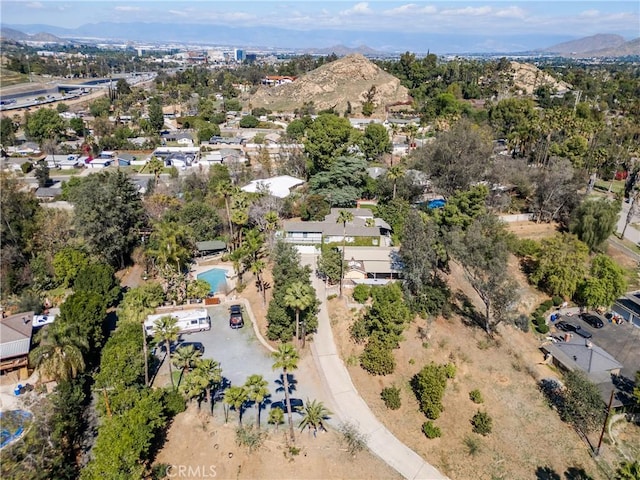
[229,304,244,329]
[580,313,604,329]
[270,398,303,414]
[170,341,205,355]
[555,321,592,339]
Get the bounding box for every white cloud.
[340,2,373,16]
[440,6,493,17]
[25,2,43,9]
[579,9,600,18]
[168,10,188,17]
[383,4,437,16]
[115,6,142,12]
[495,6,526,19]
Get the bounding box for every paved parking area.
[553,313,640,379]
[163,304,322,421]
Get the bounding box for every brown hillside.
[250,54,410,116]
[510,61,572,95]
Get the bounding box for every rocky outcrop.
[250,54,410,116]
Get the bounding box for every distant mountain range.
[0,26,67,44]
[0,22,638,57]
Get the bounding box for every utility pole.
[595,389,615,456]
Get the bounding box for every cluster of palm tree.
[223,374,270,428]
[29,323,89,383]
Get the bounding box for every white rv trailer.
[144,308,211,336]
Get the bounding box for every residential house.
[541,338,626,406]
[0,311,34,378]
[117,152,136,166]
[87,157,112,169]
[162,131,195,146]
[349,118,382,130]
[35,185,62,201]
[343,246,402,281]
[45,154,79,169]
[282,208,392,247]
[200,151,223,165]
[241,175,305,199]
[611,291,640,328]
[209,136,245,146]
[261,75,297,86]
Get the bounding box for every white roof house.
[241,175,305,198]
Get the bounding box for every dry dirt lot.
[154,390,401,480]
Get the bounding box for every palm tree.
[244,374,270,429]
[224,385,249,425]
[29,323,88,382]
[193,358,223,414]
[284,281,315,348]
[336,210,354,298]
[272,343,299,443]
[251,259,267,305]
[264,211,280,251]
[230,192,249,249]
[268,406,284,431]
[299,399,332,437]
[172,345,202,386]
[153,315,180,388]
[214,181,234,249]
[147,156,164,185]
[179,370,208,405]
[387,165,405,200]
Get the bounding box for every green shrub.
[327,294,337,301]
[161,387,187,415]
[471,410,493,435]
[339,422,367,455]
[381,386,401,410]
[463,435,481,456]
[443,363,457,379]
[349,317,368,344]
[411,362,451,420]
[510,238,540,257]
[360,336,395,375]
[21,161,33,174]
[469,389,484,404]
[552,296,564,306]
[537,300,553,313]
[422,421,442,439]
[352,284,371,303]
[235,425,266,452]
[536,323,550,334]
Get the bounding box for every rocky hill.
[249,54,410,116]
[577,38,640,57]
[509,61,572,95]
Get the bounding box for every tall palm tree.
[172,345,202,386]
[29,323,88,382]
[147,156,164,185]
[284,281,315,348]
[244,374,270,429]
[250,259,267,305]
[299,399,332,437]
[179,370,208,405]
[336,210,354,298]
[153,315,180,388]
[264,211,280,251]
[230,192,249,249]
[387,165,405,200]
[214,181,234,248]
[224,385,249,425]
[193,358,222,414]
[272,343,299,443]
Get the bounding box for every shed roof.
[195,240,227,252]
[0,311,34,360]
[542,339,623,375]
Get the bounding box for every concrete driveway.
[158,303,322,423]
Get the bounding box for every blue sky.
[2,1,639,39]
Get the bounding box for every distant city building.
[234,48,246,62]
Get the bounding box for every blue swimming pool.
[197,268,228,294]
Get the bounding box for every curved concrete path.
[301,254,448,480]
